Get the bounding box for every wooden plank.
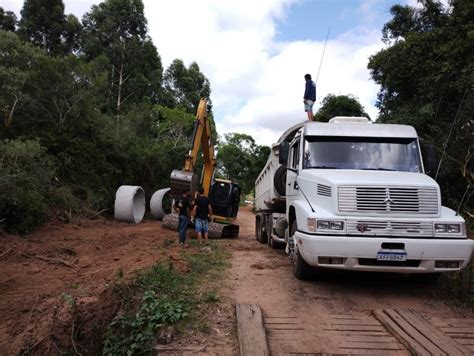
[345,336,398,343]
[457,339,474,345]
[236,304,269,356]
[341,341,404,350]
[447,333,474,339]
[398,309,470,356]
[441,327,474,334]
[373,309,430,356]
[385,309,446,355]
[330,319,381,326]
[323,325,385,331]
[341,331,392,337]
[340,349,411,355]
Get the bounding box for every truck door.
[286,136,300,202]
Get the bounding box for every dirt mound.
[0,217,182,354]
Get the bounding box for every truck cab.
[276,117,473,279]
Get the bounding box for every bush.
[0,139,55,234]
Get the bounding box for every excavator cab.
[209,179,241,219]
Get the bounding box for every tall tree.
[82,0,162,113]
[0,7,17,32]
[163,59,211,114]
[368,0,473,214]
[18,0,66,55]
[217,133,270,194]
[0,31,45,129]
[314,94,370,122]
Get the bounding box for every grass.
[102,241,230,355]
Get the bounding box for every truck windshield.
[303,136,422,172]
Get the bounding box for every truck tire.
[255,216,268,243]
[290,221,312,280]
[273,165,287,197]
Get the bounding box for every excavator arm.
[170,98,216,198]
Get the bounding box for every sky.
[2,0,439,146]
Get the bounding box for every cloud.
[145,0,387,146]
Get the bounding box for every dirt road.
[1,206,472,355]
[227,206,474,355]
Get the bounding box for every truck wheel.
[268,234,280,249]
[255,217,262,242]
[255,216,268,244]
[260,217,268,244]
[290,221,312,280]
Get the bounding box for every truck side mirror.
[421,143,436,175]
[279,141,289,165]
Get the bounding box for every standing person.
[303,73,316,121]
[174,190,190,246]
[192,188,213,245]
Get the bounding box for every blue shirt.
[304,80,316,101]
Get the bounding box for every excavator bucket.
[170,170,198,198]
[161,214,239,239]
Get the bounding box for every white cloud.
[145,0,386,146]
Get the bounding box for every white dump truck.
[255,117,473,279]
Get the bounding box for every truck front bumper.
[295,231,474,273]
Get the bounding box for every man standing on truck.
[174,190,191,246]
[192,188,213,245]
[303,73,316,120]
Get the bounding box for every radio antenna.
[315,26,331,84]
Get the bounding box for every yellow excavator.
[161,98,241,238]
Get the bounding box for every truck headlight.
[448,224,460,233]
[434,223,461,233]
[317,220,330,230]
[330,221,344,230]
[317,220,344,231]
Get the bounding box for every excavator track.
[162,214,239,239]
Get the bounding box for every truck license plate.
[376,252,407,261]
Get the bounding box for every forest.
[0,0,472,234]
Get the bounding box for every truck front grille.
[338,186,438,215]
[346,220,434,237]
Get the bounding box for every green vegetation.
[103,244,230,355]
[217,133,271,194]
[314,94,370,122]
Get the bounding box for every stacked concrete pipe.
[114,185,146,223]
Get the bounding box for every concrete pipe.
[150,188,171,220]
[114,185,146,223]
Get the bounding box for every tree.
[163,59,211,114]
[18,0,67,55]
[217,133,270,194]
[82,0,162,113]
[0,31,46,128]
[314,94,370,122]
[368,0,473,215]
[0,7,17,31]
[63,14,82,54]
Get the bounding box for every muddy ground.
[1,206,472,355]
[0,216,234,355]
